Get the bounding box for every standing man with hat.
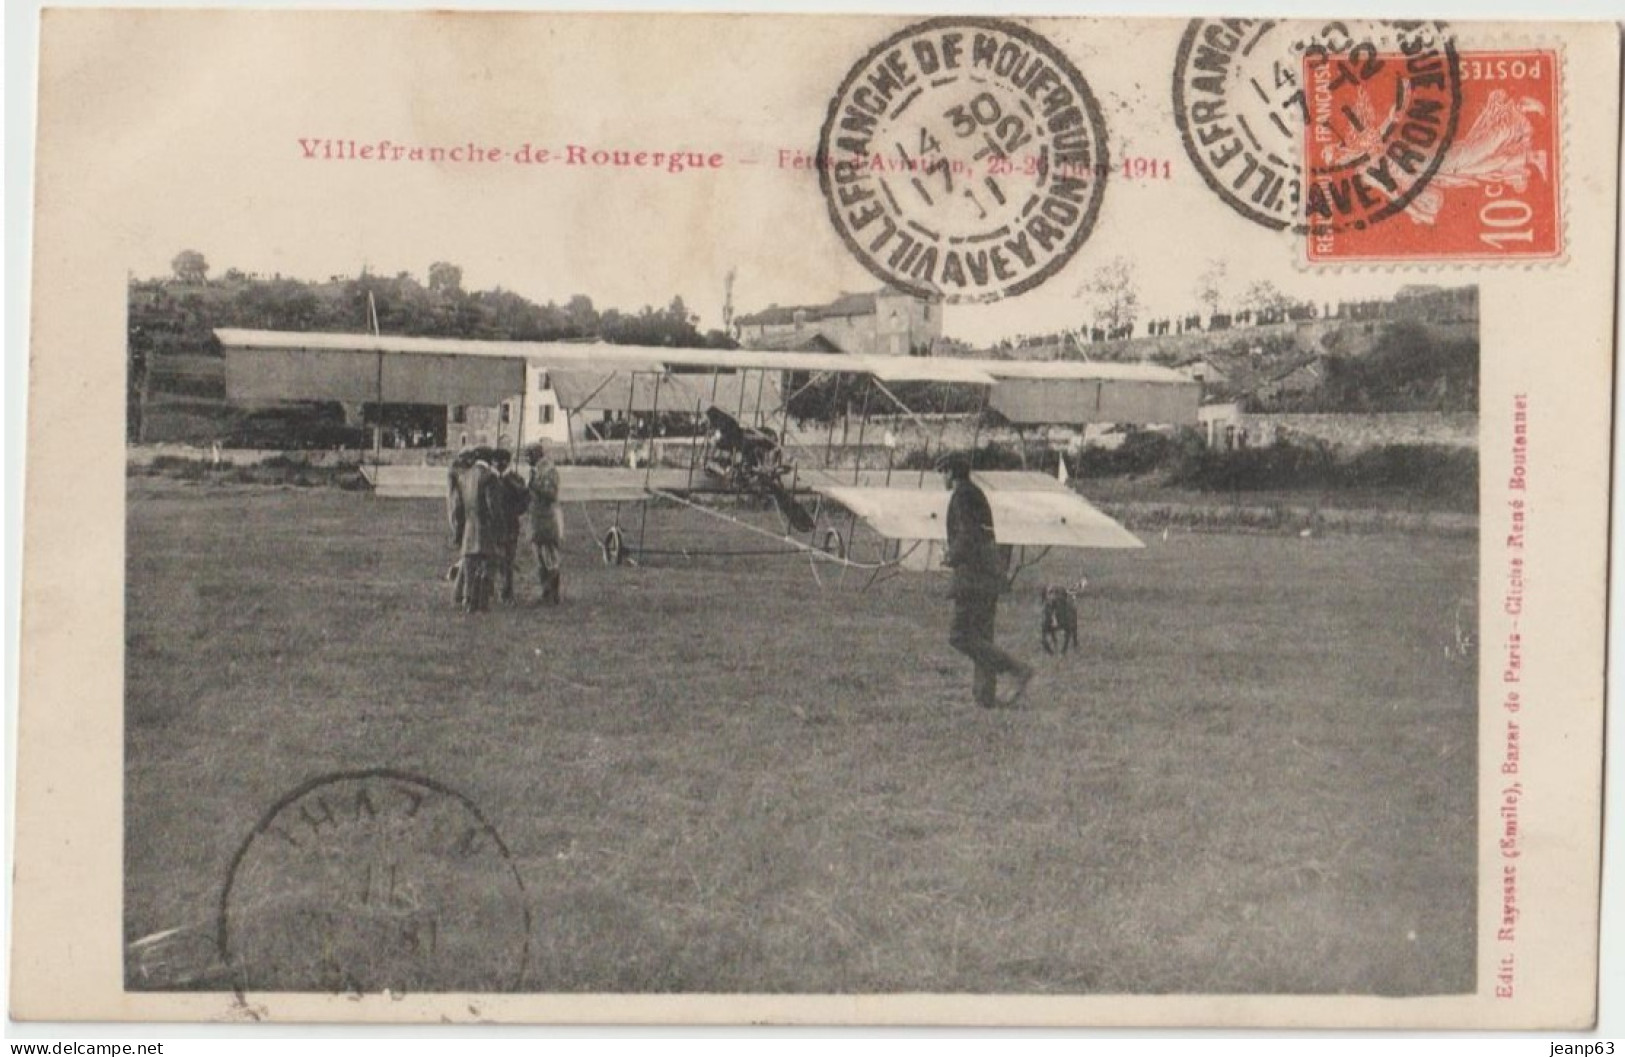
[448,446,503,613]
[525,442,565,605]
[942,453,1033,708]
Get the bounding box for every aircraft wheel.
[820,527,846,559]
[602,526,626,566]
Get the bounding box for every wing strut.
[866,376,936,437]
[851,381,873,484]
[647,489,900,572]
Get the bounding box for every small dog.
[1040,583,1081,655]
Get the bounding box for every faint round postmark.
[817,17,1109,304]
[1173,19,1461,235]
[218,770,530,993]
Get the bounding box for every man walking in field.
[525,442,565,605]
[447,447,503,613]
[942,453,1032,708]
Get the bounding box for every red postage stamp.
[1305,49,1562,263]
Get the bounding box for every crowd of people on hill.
[446,443,564,613]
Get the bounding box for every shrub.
[129,456,366,490]
[1167,437,1476,506]
[897,442,1028,472]
[1072,429,1202,478]
[1168,436,1340,491]
[1341,444,1478,507]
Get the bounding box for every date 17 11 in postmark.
[818,17,1109,304]
[1307,49,1561,262]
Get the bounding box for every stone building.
[734,289,942,356]
[446,361,570,449]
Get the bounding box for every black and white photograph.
[124,270,1483,998]
[11,8,1616,1029]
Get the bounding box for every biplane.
[212,328,1200,584]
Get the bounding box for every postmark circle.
[817,17,1109,304]
[1173,19,1461,235]
[218,770,530,993]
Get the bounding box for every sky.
[94,11,1457,347]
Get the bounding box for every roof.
[1263,354,1323,383]
[742,331,845,353]
[735,291,880,327]
[976,359,1193,384]
[1173,347,1326,398]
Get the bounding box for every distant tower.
[722,268,737,337]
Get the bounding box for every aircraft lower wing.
[815,474,1143,551]
[556,465,694,501]
[366,463,1139,551]
[366,464,693,500]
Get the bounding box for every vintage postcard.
[10,9,1618,1028]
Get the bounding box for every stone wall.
[1248,412,1478,450]
[1008,319,1477,364]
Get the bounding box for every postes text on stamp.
[218,770,531,993]
[817,17,1109,304]
[1174,20,1461,236]
[1307,50,1561,262]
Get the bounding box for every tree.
[234,277,324,330]
[1314,322,1478,413]
[1194,258,1229,315]
[598,299,707,347]
[427,261,464,296]
[564,295,599,335]
[1239,279,1297,316]
[1076,256,1140,332]
[171,250,209,284]
[667,295,697,329]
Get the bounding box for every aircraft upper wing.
[213,328,1191,390]
[213,329,956,382]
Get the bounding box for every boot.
[973,667,997,709]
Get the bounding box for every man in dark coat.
[489,449,528,603]
[447,447,503,613]
[942,454,1033,708]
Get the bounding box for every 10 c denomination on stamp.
[817,17,1109,304]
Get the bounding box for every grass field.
[125,477,1477,995]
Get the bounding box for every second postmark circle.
[818,17,1110,304]
[1173,19,1462,235]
